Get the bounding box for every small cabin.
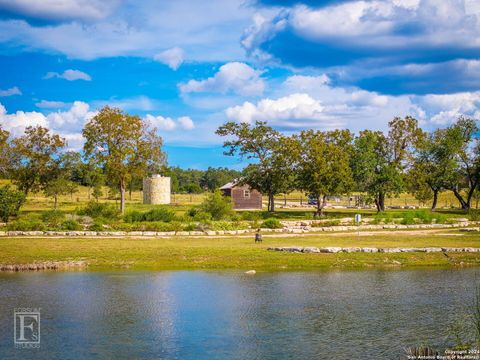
[220,182,262,210]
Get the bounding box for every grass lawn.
[1,230,479,271]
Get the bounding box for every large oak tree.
[294,129,354,216]
[83,106,165,213]
[11,126,66,195]
[216,121,295,212]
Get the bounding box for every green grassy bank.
[1,231,479,271]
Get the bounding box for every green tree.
[11,126,66,195]
[83,106,166,213]
[200,190,232,220]
[0,126,12,178]
[352,116,422,212]
[407,128,458,210]
[216,121,295,212]
[200,167,242,191]
[445,117,480,209]
[295,130,354,216]
[43,177,71,209]
[0,186,26,222]
[81,161,105,200]
[41,152,79,209]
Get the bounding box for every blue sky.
[0,0,479,168]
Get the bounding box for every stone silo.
[143,175,171,204]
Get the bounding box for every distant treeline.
[1,105,478,214]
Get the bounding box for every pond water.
[0,269,477,359]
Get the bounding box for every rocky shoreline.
[0,260,87,272]
[268,246,480,253]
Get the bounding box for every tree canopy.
[83,106,166,213]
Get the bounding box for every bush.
[469,210,480,221]
[88,220,106,232]
[123,211,143,223]
[41,210,66,228]
[7,219,46,231]
[186,207,199,218]
[192,211,212,223]
[261,218,283,229]
[143,208,176,222]
[400,212,416,225]
[61,219,82,231]
[78,201,119,219]
[0,186,26,223]
[200,190,232,220]
[124,207,176,223]
[113,221,183,232]
[240,211,262,221]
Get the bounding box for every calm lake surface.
[0,269,477,359]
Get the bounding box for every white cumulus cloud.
[44,69,92,81]
[154,47,184,70]
[145,114,195,131]
[0,103,48,136]
[179,62,265,96]
[0,101,96,150]
[224,74,480,132]
[226,93,342,129]
[0,86,21,97]
[178,116,195,130]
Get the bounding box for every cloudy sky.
[0,0,479,168]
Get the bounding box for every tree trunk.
[431,189,438,212]
[88,187,91,200]
[316,195,327,216]
[120,179,126,214]
[376,192,385,212]
[268,193,275,212]
[54,195,58,210]
[453,188,469,210]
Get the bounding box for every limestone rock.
[320,247,342,253]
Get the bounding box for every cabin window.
[243,190,250,198]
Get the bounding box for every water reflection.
[0,269,476,359]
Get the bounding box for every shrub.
[78,201,119,219]
[183,223,197,231]
[123,211,144,223]
[240,211,262,221]
[186,207,199,218]
[192,211,212,223]
[200,190,232,220]
[400,212,416,225]
[469,210,480,222]
[143,208,176,222]
[0,186,26,223]
[61,219,82,231]
[261,218,283,229]
[112,221,182,232]
[7,219,46,231]
[124,207,176,223]
[88,220,106,232]
[41,210,66,228]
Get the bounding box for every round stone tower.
[143,175,171,204]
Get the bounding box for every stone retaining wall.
[0,223,477,237]
[268,246,480,253]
